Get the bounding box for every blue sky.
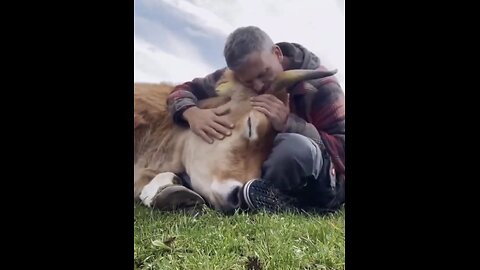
[134,0,345,90]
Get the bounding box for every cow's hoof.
[152,185,205,211]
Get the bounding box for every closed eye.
[247,116,252,138]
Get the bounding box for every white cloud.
[183,26,210,38]
[135,0,345,90]
[134,15,210,65]
[134,37,214,84]
[145,0,235,36]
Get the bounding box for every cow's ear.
[134,113,147,129]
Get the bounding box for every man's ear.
[272,45,283,59]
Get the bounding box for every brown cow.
[134,68,336,213]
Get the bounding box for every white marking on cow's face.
[181,138,219,207]
[181,109,269,212]
[182,131,237,186]
[139,172,177,207]
[210,179,243,212]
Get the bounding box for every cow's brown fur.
[213,118,274,181]
[133,70,278,210]
[133,68,326,212]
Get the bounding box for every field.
[134,203,345,270]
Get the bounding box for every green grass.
[134,203,345,270]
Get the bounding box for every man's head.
[224,26,284,93]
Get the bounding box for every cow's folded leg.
[139,172,205,210]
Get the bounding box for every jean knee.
[266,133,323,179]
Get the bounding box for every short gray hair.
[223,26,274,70]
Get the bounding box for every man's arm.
[283,113,323,143]
[167,68,227,126]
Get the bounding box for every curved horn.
[270,69,338,92]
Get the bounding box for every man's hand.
[250,94,289,132]
[183,106,234,144]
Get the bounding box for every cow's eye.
[247,116,252,138]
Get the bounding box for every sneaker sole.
[152,185,205,211]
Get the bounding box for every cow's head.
[186,68,337,213]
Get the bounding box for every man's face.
[233,46,284,94]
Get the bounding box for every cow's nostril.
[227,186,241,208]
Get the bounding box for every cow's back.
[134,83,186,173]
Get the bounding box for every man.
[165,26,345,213]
